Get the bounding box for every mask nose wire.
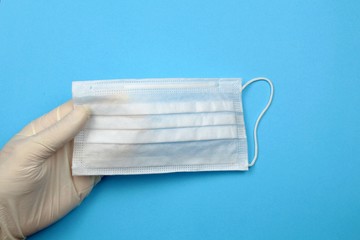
[242,77,274,167]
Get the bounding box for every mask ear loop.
[242,77,274,167]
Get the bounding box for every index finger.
[17,101,74,137]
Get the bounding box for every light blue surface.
[1,0,360,239]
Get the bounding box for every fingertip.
[74,105,91,118]
[57,101,76,119]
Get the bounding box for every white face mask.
[72,77,273,175]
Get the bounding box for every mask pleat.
[80,139,246,168]
[84,112,242,130]
[79,125,241,144]
[87,101,234,116]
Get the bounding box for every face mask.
[72,77,274,175]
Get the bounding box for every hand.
[0,101,101,239]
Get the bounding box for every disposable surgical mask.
[72,77,274,175]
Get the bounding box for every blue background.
[1,0,360,239]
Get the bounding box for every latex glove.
[0,101,101,239]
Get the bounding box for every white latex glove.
[0,101,101,239]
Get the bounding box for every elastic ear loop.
[242,77,274,167]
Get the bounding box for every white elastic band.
[242,77,274,167]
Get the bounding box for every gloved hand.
[0,101,101,239]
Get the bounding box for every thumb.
[30,106,90,159]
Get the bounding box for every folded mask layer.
[72,78,249,175]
